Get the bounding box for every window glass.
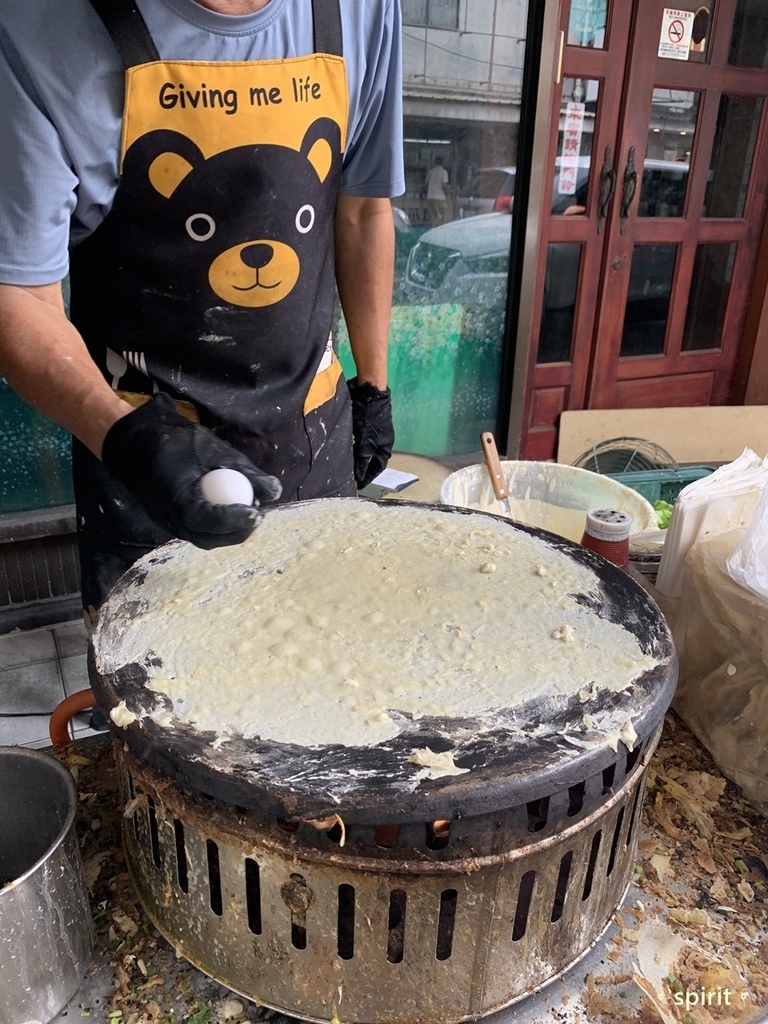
[402,0,428,26]
[537,244,582,364]
[688,3,712,63]
[551,78,598,217]
[402,0,460,30]
[728,0,768,68]
[640,89,698,217]
[620,244,677,357]
[0,379,74,513]
[0,278,74,513]
[704,95,762,219]
[428,0,461,31]
[682,243,737,350]
[567,0,607,49]
[337,0,531,457]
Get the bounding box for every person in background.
[0,0,404,618]
[425,156,450,226]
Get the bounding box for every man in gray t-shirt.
[0,0,405,613]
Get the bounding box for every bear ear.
[122,129,205,199]
[300,117,342,184]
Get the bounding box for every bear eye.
[186,214,216,241]
[295,205,315,234]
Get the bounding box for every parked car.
[405,158,688,316]
[454,166,516,218]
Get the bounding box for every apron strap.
[312,0,343,56]
[88,0,160,68]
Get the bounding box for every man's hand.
[101,393,282,548]
[347,378,395,489]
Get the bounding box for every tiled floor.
[0,619,102,748]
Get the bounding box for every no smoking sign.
[658,8,694,59]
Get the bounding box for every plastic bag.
[656,448,767,597]
[669,531,768,813]
[726,483,768,601]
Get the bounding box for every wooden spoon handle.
[479,431,509,501]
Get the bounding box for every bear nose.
[241,243,274,270]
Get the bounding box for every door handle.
[620,146,638,234]
[597,145,616,235]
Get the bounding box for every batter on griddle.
[94,500,658,748]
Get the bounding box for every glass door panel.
[688,5,713,63]
[553,78,599,216]
[682,242,737,351]
[704,95,763,218]
[567,0,608,49]
[620,244,677,356]
[728,0,768,68]
[538,244,582,363]
[640,89,699,217]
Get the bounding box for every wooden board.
[557,407,768,466]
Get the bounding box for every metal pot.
[0,747,94,1024]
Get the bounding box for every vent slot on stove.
[625,788,643,851]
[174,819,189,893]
[551,851,573,922]
[207,839,223,916]
[147,796,161,868]
[245,858,262,935]
[606,807,625,877]
[127,772,140,841]
[582,830,602,901]
[426,819,451,850]
[567,782,586,817]
[526,797,550,833]
[512,870,536,941]
[625,742,643,774]
[387,889,407,963]
[337,883,355,960]
[326,822,344,844]
[282,873,311,950]
[436,888,458,960]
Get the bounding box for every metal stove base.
[113,729,660,1024]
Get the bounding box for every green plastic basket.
[606,466,715,504]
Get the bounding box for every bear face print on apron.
[69,0,355,608]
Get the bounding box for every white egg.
[200,468,254,506]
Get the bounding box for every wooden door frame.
[506,0,563,458]
[505,0,768,458]
[733,211,768,404]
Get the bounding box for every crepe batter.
[96,500,657,749]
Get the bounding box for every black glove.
[101,393,282,548]
[347,378,395,490]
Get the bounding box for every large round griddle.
[88,500,677,821]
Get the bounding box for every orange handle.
[479,432,509,501]
[49,688,97,746]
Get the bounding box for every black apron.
[69,0,355,612]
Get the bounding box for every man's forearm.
[0,283,131,458]
[334,195,395,389]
